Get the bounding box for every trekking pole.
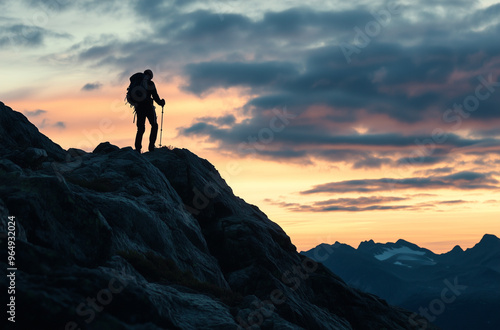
[159,105,164,147]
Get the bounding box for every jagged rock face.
[0,102,66,162]
[0,102,435,329]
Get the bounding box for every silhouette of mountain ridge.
[302,234,500,330]
[0,101,435,329]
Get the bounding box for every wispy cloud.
[266,195,412,212]
[39,118,67,130]
[301,171,500,194]
[413,167,454,176]
[267,196,472,212]
[0,23,71,48]
[81,82,103,91]
[54,121,66,129]
[24,109,47,117]
[22,109,66,129]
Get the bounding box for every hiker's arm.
[150,82,165,106]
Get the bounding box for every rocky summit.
[0,101,436,329]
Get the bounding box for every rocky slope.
[0,101,435,329]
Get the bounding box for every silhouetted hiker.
[126,69,165,153]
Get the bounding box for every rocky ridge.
[0,101,434,329]
[302,235,500,329]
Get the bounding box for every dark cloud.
[414,167,454,176]
[314,196,408,206]
[54,121,66,129]
[397,156,450,166]
[266,190,475,213]
[24,109,47,117]
[0,23,71,48]
[474,157,489,165]
[181,114,489,147]
[179,110,500,167]
[175,11,253,42]
[467,3,500,27]
[0,24,43,47]
[22,109,65,129]
[169,4,500,153]
[20,0,123,13]
[81,82,103,91]
[39,118,67,130]
[20,0,73,11]
[300,204,411,212]
[65,3,500,106]
[405,193,438,197]
[437,200,468,204]
[133,0,181,21]
[352,156,392,169]
[165,3,500,168]
[266,196,412,212]
[198,114,236,126]
[36,1,500,171]
[183,61,299,95]
[301,171,499,194]
[258,7,376,35]
[471,128,500,138]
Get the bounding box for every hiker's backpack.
[126,72,149,107]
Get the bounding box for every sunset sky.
[1,0,499,253]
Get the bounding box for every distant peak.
[395,239,423,251]
[357,239,375,248]
[326,241,350,249]
[479,233,500,245]
[466,233,500,253]
[441,244,463,256]
[312,242,342,250]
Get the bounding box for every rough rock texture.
[0,102,436,329]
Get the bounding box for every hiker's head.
[144,69,153,80]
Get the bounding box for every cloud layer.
[301,171,499,194]
[81,82,103,91]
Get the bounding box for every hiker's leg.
[135,109,147,151]
[146,108,158,151]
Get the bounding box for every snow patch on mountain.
[374,246,426,261]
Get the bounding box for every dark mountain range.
[302,234,500,330]
[0,100,435,329]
